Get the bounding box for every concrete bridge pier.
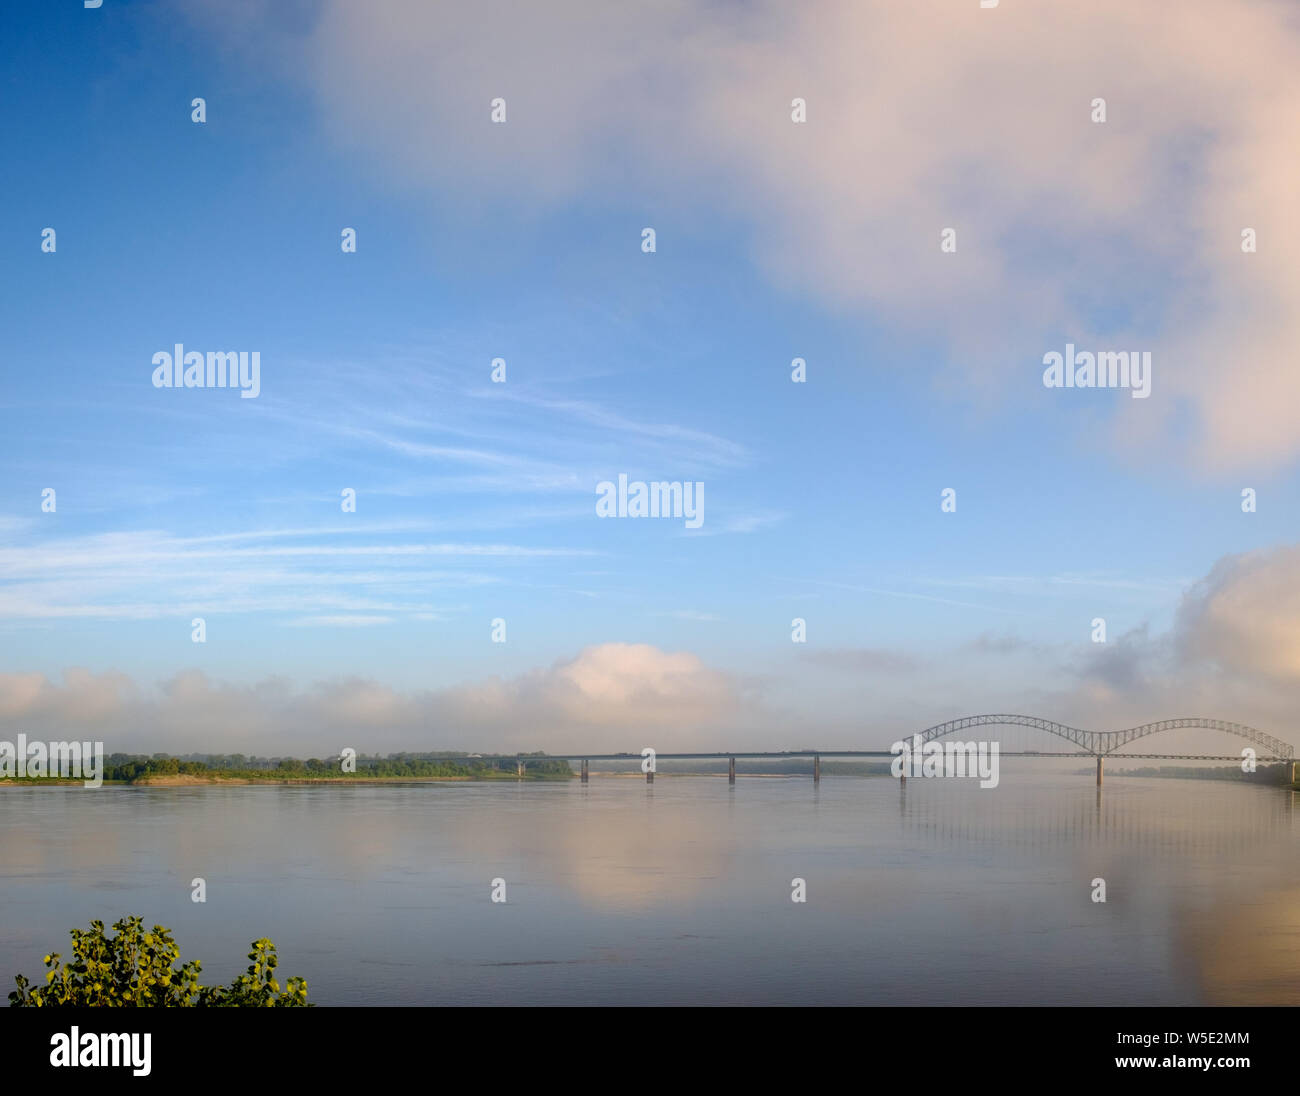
[1096,756,1103,786]
[580,759,589,783]
[1283,760,1296,785]
[813,755,820,784]
[728,756,735,784]
[517,759,525,778]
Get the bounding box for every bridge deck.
[391,751,1289,763]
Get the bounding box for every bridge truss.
[912,714,1294,760]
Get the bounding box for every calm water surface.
[2,769,1297,1005]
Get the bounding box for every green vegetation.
[9,916,309,1007]
[1111,764,1292,785]
[95,752,574,783]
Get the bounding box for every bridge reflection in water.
[878,772,1300,1005]
[891,771,1297,858]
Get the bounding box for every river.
[1,768,1296,1005]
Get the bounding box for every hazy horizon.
[4,0,1300,758]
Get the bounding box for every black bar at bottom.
[1,1005,1290,1084]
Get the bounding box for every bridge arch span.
[912,714,1293,760]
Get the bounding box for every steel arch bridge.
[912,714,1294,760]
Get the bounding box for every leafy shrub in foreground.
[9,916,310,1007]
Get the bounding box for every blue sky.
[3,0,1299,753]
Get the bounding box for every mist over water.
[1,771,1296,1005]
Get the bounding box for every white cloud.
[283,615,394,628]
[0,643,758,753]
[1174,545,1300,683]
[9,548,1300,755]
[191,0,1300,469]
[0,527,589,622]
